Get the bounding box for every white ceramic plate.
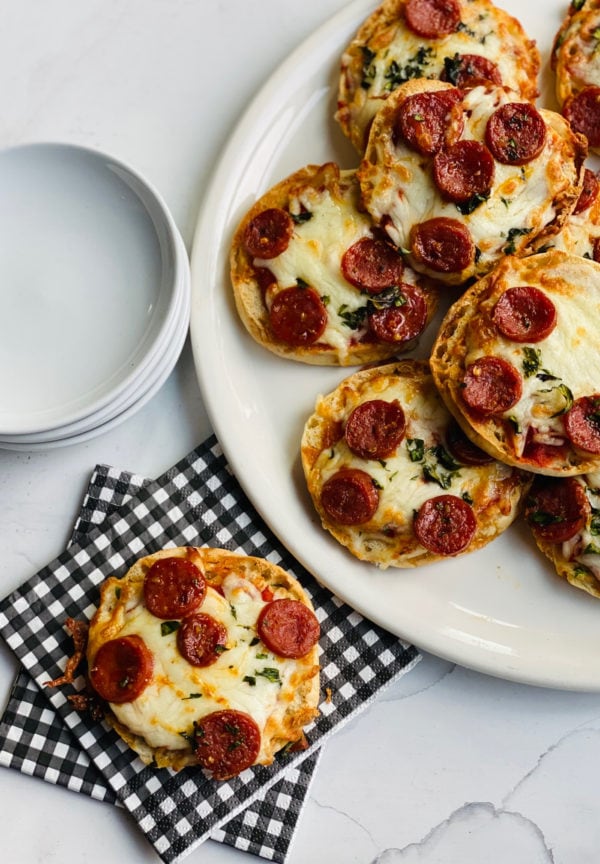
[191,0,600,690]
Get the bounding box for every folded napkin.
[0,435,419,863]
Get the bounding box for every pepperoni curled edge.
[461,356,523,416]
[492,286,557,343]
[525,477,590,544]
[563,87,600,149]
[177,612,228,668]
[564,395,600,454]
[341,237,404,293]
[89,635,154,704]
[144,557,206,620]
[320,468,379,525]
[243,208,294,259]
[345,399,406,460]
[432,140,495,204]
[413,494,477,556]
[257,598,320,659]
[269,285,328,346]
[394,89,464,156]
[411,217,474,273]
[404,0,461,38]
[192,710,261,780]
[367,283,428,344]
[573,168,600,215]
[485,103,546,165]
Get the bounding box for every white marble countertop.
[2,1,600,862]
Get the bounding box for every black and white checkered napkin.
[0,436,419,863]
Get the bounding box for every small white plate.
[0,142,183,436]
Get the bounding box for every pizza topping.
[144,557,206,620]
[573,168,599,215]
[192,709,261,780]
[341,237,404,293]
[432,140,495,204]
[269,285,328,346]
[44,617,89,688]
[485,103,546,165]
[244,208,294,259]
[564,395,600,454]
[563,87,600,149]
[394,88,463,156]
[525,477,590,543]
[461,356,523,415]
[404,0,461,38]
[89,635,154,704]
[176,612,228,667]
[257,598,320,659]
[344,399,406,460]
[492,286,557,343]
[411,217,474,273]
[445,420,494,465]
[440,54,503,89]
[413,494,477,555]
[367,283,428,344]
[321,467,379,524]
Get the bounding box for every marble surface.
[1,1,600,862]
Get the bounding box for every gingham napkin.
[0,436,419,863]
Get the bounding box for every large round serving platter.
[190,0,600,690]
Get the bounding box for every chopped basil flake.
[256,667,281,684]
[291,211,312,224]
[407,438,425,462]
[243,675,257,686]
[504,227,532,255]
[181,693,202,700]
[522,347,541,378]
[161,620,180,636]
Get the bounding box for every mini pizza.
[552,0,600,154]
[301,360,531,568]
[430,249,600,476]
[357,79,586,286]
[525,472,600,599]
[86,547,320,779]
[532,167,600,260]
[229,162,442,365]
[336,0,540,152]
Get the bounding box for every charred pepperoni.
[269,285,328,346]
[573,168,600,215]
[563,87,600,149]
[485,102,546,165]
[445,420,494,465]
[593,238,600,264]
[564,395,600,454]
[177,613,228,667]
[492,286,557,343]
[411,217,474,273]
[144,557,206,620]
[89,635,153,704]
[440,53,502,89]
[243,208,293,259]
[394,89,464,156]
[192,710,261,780]
[461,356,523,416]
[367,283,428,344]
[404,0,460,38]
[257,598,320,659]
[414,494,477,555]
[320,468,379,525]
[341,237,404,293]
[432,139,495,204]
[345,399,406,460]
[525,477,590,543]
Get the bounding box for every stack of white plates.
[0,143,190,450]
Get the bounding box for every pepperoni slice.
[192,710,261,780]
[485,103,546,165]
[564,395,600,454]
[404,0,460,38]
[253,266,277,295]
[243,208,294,259]
[144,557,206,620]
[269,286,328,346]
[345,399,406,460]
[445,420,494,465]
[461,356,523,416]
[440,54,502,89]
[563,87,600,149]
[414,494,477,555]
[341,237,404,293]
[432,140,495,204]
[525,477,590,543]
[492,286,557,343]
[368,283,428,344]
[257,598,320,659]
[411,217,474,273]
[177,612,228,668]
[89,635,153,704]
[573,168,600,215]
[593,237,600,264]
[320,468,379,525]
[394,89,463,156]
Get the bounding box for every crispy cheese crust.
[87,547,320,772]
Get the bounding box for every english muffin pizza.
[357,79,585,286]
[524,472,600,599]
[301,360,531,567]
[86,547,320,780]
[230,162,441,365]
[430,249,600,476]
[532,167,600,260]
[336,0,540,152]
